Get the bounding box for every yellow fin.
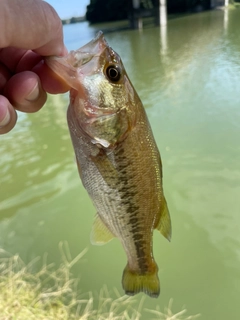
[155,197,172,241]
[90,215,115,246]
[122,264,160,298]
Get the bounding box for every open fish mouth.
[68,31,107,67]
[45,31,107,84]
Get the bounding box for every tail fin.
[122,264,160,298]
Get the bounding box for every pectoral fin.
[90,214,115,245]
[155,197,172,241]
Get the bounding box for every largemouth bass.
[46,31,171,298]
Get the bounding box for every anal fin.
[90,214,115,245]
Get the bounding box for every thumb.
[1,0,66,56]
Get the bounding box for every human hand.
[0,0,70,134]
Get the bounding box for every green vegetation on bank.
[0,244,200,319]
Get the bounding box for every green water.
[1,8,240,319]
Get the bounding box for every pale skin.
[0,0,70,134]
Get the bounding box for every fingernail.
[0,108,11,127]
[26,83,39,101]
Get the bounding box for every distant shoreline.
[61,16,86,25]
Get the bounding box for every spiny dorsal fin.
[90,214,115,245]
[155,197,172,241]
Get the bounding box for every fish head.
[46,31,138,149]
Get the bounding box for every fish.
[46,31,171,298]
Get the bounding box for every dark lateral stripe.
[114,145,149,273]
[133,236,148,272]
[129,217,138,225]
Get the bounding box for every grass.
[0,242,200,320]
[146,299,201,320]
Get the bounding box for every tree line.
[86,0,212,23]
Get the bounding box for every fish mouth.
[45,31,108,89]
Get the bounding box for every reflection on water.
[224,8,229,31]
[1,9,240,320]
[160,25,168,56]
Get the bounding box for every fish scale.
[46,31,171,298]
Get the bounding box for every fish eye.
[106,65,121,82]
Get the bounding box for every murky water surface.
[1,9,240,319]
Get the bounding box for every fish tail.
[122,263,160,298]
